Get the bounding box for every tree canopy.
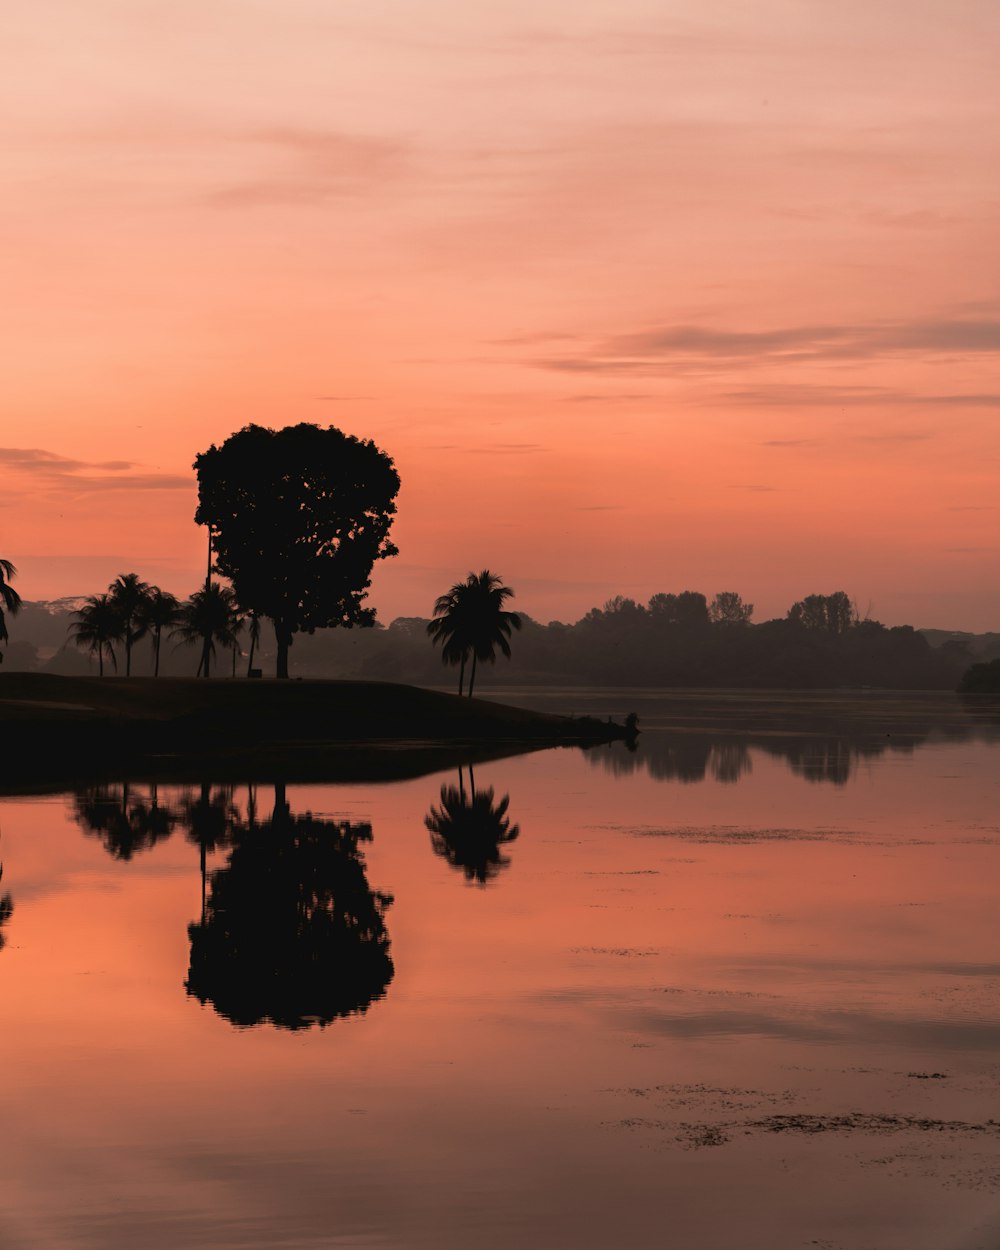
[194,423,400,678]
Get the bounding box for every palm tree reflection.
[72,782,177,860]
[0,864,13,952]
[186,783,394,1030]
[425,765,520,885]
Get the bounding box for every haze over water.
[2,692,1000,1249]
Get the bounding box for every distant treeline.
[7,589,995,690]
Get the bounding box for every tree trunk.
[153,630,161,677]
[98,648,104,678]
[246,629,256,678]
[275,621,292,679]
[125,630,132,677]
[458,653,466,696]
[468,652,477,698]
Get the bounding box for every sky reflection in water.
[2,694,1000,1250]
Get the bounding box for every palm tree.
[70,593,122,676]
[0,559,22,656]
[172,584,241,677]
[427,579,474,694]
[108,572,151,676]
[428,570,520,698]
[244,611,262,678]
[139,587,180,677]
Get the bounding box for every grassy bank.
[0,673,632,786]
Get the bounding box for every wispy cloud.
[533,316,1000,375]
[0,447,190,493]
[726,384,1000,408]
[465,443,549,454]
[210,128,409,207]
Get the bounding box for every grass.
[0,672,631,788]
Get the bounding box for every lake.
[2,691,1000,1250]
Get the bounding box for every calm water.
[3,692,1000,1250]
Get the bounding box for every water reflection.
[72,780,395,1029]
[0,864,12,952]
[425,765,520,885]
[72,782,177,859]
[589,736,755,785]
[186,782,394,1030]
[588,731,928,786]
[576,694,1000,787]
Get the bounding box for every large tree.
[194,423,400,679]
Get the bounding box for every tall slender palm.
[172,584,240,678]
[70,593,122,676]
[427,579,474,694]
[0,559,22,654]
[139,587,180,677]
[429,570,520,698]
[244,611,262,678]
[108,572,151,676]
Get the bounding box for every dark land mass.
[0,673,631,793]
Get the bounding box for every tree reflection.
[425,765,520,885]
[72,782,176,860]
[186,784,394,1030]
[586,729,920,787]
[0,864,12,952]
[178,782,239,916]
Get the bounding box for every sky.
[2,0,998,629]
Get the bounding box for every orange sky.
[2,2,998,629]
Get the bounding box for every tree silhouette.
[194,423,400,679]
[427,579,474,694]
[425,766,520,884]
[0,559,22,663]
[788,591,856,634]
[186,786,394,1029]
[708,591,753,626]
[428,570,521,697]
[243,611,262,677]
[69,593,122,676]
[108,573,151,676]
[139,587,180,677]
[172,584,241,677]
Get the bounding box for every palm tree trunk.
[154,629,161,677]
[125,629,132,677]
[246,629,256,678]
[468,652,478,698]
[458,653,466,696]
[98,648,104,678]
[275,621,291,679]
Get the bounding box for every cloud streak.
[534,316,1000,375]
[210,128,410,207]
[0,447,190,493]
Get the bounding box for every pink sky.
[2,1,998,628]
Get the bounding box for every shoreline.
[0,672,634,791]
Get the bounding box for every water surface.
[2,692,1000,1249]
